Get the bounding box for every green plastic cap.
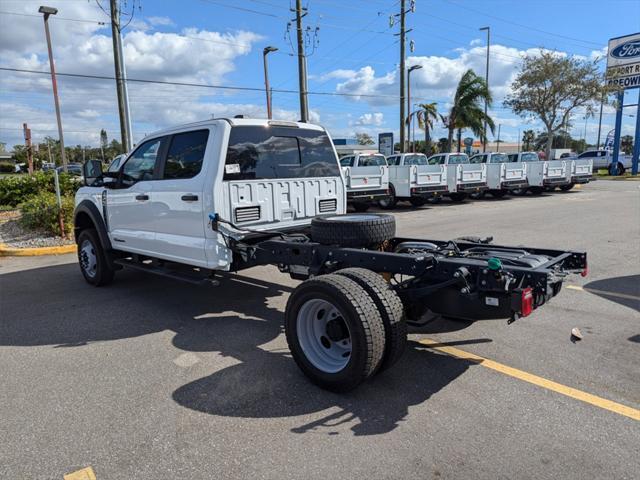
[488,257,502,271]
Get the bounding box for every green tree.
[504,50,607,160]
[522,129,535,151]
[621,135,634,154]
[436,137,449,153]
[445,69,495,152]
[416,102,443,151]
[355,132,375,145]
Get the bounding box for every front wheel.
[77,228,115,286]
[511,188,527,196]
[560,183,575,191]
[285,274,386,392]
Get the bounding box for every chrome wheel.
[79,239,97,278]
[296,298,352,373]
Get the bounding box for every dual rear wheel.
[285,269,407,392]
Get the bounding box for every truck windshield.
[520,153,539,162]
[448,155,469,164]
[404,154,428,165]
[358,155,387,167]
[224,126,341,180]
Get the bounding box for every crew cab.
[576,150,631,175]
[339,152,389,211]
[380,153,448,208]
[469,152,527,198]
[427,152,487,201]
[74,118,587,393]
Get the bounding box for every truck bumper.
[571,175,592,184]
[457,182,489,193]
[347,188,389,201]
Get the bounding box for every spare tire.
[311,213,395,247]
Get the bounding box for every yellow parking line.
[566,284,640,302]
[64,466,96,480]
[419,338,640,421]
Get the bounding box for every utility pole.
[480,26,490,153]
[23,123,34,175]
[399,0,406,152]
[407,64,422,153]
[39,6,67,172]
[294,0,309,122]
[109,0,132,152]
[596,93,604,149]
[496,124,501,152]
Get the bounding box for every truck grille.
[235,206,260,223]
[318,198,337,213]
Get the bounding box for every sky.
[1,0,639,151]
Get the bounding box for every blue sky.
[1,0,639,150]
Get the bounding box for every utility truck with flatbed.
[74,118,588,392]
[469,152,527,198]
[427,152,487,201]
[380,153,448,208]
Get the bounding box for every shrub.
[0,171,82,207]
[0,162,15,173]
[19,192,74,236]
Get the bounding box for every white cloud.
[352,112,384,127]
[148,16,175,27]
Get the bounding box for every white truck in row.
[75,117,588,392]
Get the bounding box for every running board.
[114,258,220,286]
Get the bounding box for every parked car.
[469,152,527,198]
[427,152,486,202]
[74,117,587,392]
[507,152,572,193]
[339,152,389,211]
[576,150,632,175]
[41,162,56,172]
[56,163,83,176]
[380,153,448,208]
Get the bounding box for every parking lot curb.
[0,242,77,257]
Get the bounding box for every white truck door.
[221,125,345,230]
[107,137,165,253]
[152,129,210,266]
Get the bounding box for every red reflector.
[581,261,588,277]
[521,288,533,317]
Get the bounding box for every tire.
[427,195,442,204]
[335,268,407,373]
[378,185,397,209]
[609,163,625,175]
[491,190,507,198]
[470,191,485,200]
[529,186,544,195]
[449,192,467,203]
[511,188,527,196]
[284,274,386,392]
[409,197,426,207]
[77,228,115,286]
[352,202,370,212]
[560,183,575,191]
[311,213,396,247]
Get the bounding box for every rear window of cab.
[224,126,341,180]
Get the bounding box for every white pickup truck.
[380,153,448,208]
[427,152,487,201]
[469,152,527,198]
[339,153,389,211]
[74,117,588,392]
[576,150,632,175]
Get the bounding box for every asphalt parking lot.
[1,180,638,480]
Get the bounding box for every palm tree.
[416,102,443,152]
[445,69,495,152]
[522,129,535,151]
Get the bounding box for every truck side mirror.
[83,159,103,186]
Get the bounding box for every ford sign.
[611,41,640,59]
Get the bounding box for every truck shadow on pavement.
[1,262,482,437]
[584,274,640,312]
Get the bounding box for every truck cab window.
[163,130,209,179]
[121,138,163,185]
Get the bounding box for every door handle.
[135,194,149,201]
[181,194,199,201]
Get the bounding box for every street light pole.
[480,26,490,153]
[39,6,67,172]
[407,64,422,153]
[294,0,309,122]
[496,123,501,152]
[263,46,278,119]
